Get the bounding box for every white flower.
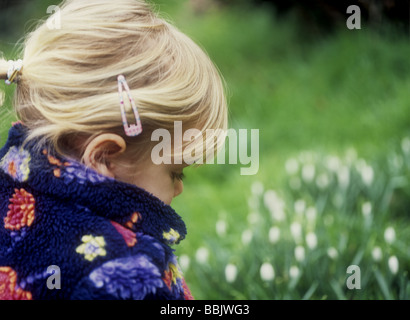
[337,166,350,189]
[371,246,382,262]
[316,173,329,189]
[268,226,280,244]
[290,222,302,243]
[388,256,399,274]
[384,227,396,244]
[302,163,315,183]
[326,155,340,172]
[389,153,403,171]
[305,232,318,249]
[361,202,372,217]
[294,245,305,262]
[263,189,278,209]
[271,207,286,222]
[195,247,209,264]
[327,247,338,260]
[216,219,227,237]
[241,229,253,245]
[247,211,260,225]
[289,265,300,279]
[225,263,238,283]
[401,137,410,154]
[299,151,315,163]
[294,199,306,215]
[260,262,275,281]
[251,181,264,196]
[359,163,374,186]
[263,190,286,221]
[305,207,317,222]
[345,148,358,165]
[179,254,191,272]
[285,158,299,175]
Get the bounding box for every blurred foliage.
[214,0,410,36]
[184,139,410,299]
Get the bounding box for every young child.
[0,0,227,300]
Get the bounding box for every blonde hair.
[0,0,228,164]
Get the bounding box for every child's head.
[0,0,228,204]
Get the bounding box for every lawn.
[1,0,409,300]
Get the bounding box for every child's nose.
[173,180,184,198]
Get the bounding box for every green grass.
[1,0,410,300]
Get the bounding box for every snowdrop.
[195,247,209,264]
[305,206,317,222]
[302,163,315,183]
[263,189,278,209]
[371,246,382,262]
[251,181,264,196]
[337,165,350,189]
[263,190,285,221]
[361,202,372,217]
[345,148,358,165]
[326,155,340,172]
[357,161,374,186]
[316,173,329,189]
[384,227,396,244]
[285,158,299,175]
[305,232,318,249]
[268,226,280,244]
[260,262,275,281]
[294,245,305,262]
[290,222,302,243]
[225,263,238,283]
[215,219,227,237]
[388,256,399,274]
[179,254,191,272]
[289,265,300,279]
[241,229,253,245]
[327,247,338,260]
[247,211,260,225]
[401,137,410,154]
[294,199,306,215]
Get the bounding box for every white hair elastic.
[5,59,23,85]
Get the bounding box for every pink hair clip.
[117,75,143,137]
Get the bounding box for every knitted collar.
[0,123,187,246]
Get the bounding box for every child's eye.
[172,172,185,181]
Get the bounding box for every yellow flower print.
[162,228,180,244]
[76,235,107,261]
[169,263,183,284]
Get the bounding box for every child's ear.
[82,134,127,178]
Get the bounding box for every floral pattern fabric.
[89,255,164,300]
[0,267,32,300]
[0,123,192,300]
[0,146,31,182]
